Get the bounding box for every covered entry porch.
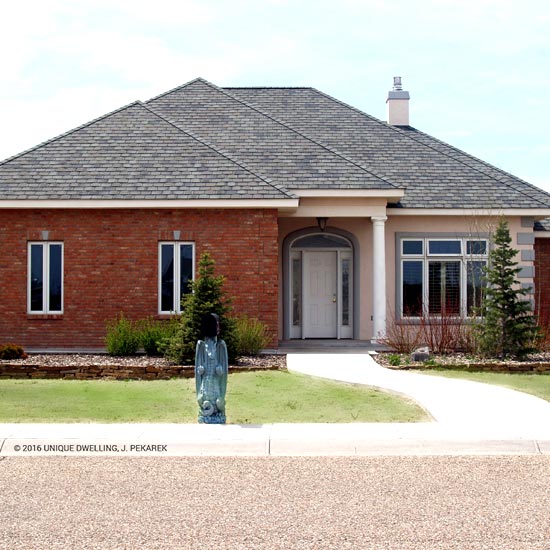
[278,192,400,343]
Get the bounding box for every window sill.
[27,314,64,320]
[156,313,181,320]
[398,316,480,325]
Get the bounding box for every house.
[1,76,550,351]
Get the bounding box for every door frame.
[283,227,360,340]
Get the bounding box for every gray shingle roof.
[1,76,548,209]
[147,79,399,191]
[0,101,293,200]
[227,86,550,209]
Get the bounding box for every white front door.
[303,251,337,338]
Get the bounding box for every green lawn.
[0,370,427,423]
[419,369,550,401]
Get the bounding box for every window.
[159,242,194,313]
[399,237,487,318]
[28,242,63,313]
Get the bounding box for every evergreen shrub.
[477,219,540,358]
[0,343,27,360]
[162,252,237,364]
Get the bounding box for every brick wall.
[0,208,279,349]
[534,238,550,323]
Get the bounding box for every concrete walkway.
[2,353,550,456]
[287,353,550,439]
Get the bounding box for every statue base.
[198,414,226,425]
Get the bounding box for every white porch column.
[371,216,387,342]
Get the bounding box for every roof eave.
[290,189,405,199]
[0,198,300,210]
[387,207,550,216]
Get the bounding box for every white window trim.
[401,238,424,257]
[158,242,195,314]
[27,241,64,314]
[399,237,488,319]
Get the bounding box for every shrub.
[380,309,422,354]
[235,316,270,356]
[0,343,27,360]
[138,317,179,356]
[163,252,237,364]
[419,314,470,355]
[387,354,401,367]
[382,306,476,355]
[105,314,141,356]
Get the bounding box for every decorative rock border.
[0,363,282,380]
[387,362,550,373]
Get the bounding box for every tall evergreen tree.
[163,252,237,364]
[478,219,539,358]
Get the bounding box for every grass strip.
[0,370,427,423]
[418,369,550,401]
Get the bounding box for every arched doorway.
[286,231,355,339]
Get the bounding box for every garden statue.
[195,313,228,424]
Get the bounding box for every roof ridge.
[0,101,143,166]
[196,79,402,190]
[140,102,296,199]
[144,77,208,104]
[224,86,313,90]
[309,87,550,207]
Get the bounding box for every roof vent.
[386,76,410,126]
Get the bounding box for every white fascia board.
[534,232,550,239]
[0,199,300,210]
[387,208,550,217]
[289,189,405,198]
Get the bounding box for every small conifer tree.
[477,219,539,358]
[162,252,237,364]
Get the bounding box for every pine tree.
[163,252,237,364]
[478,219,539,358]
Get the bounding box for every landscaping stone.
[0,354,286,380]
[375,351,550,373]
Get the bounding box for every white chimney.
[386,76,410,126]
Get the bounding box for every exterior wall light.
[316,217,329,232]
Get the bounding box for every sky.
[1,0,549,191]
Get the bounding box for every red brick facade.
[535,238,550,324]
[0,208,279,349]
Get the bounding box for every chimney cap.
[387,76,410,101]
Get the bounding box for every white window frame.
[27,242,64,314]
[158,242,195,314]
[399,236,488,318]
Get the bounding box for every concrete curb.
[1,423,550,457]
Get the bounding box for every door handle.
[332,295,337,303]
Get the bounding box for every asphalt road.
[1,456,549,549]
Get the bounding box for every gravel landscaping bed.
[373,351,550,373]
[0,353,287,380]
[0,353,286,369]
